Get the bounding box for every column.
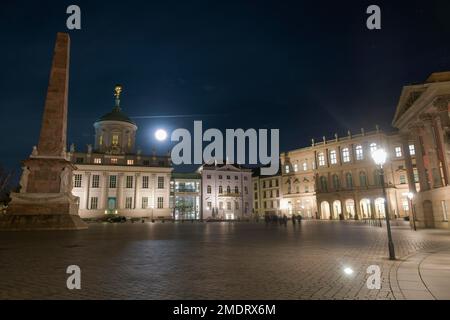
[421,114,443,188]
[410,125,430,191]
[102,172,109,210]
[134,173,140,209]
[400,133,417,193]
[434,96,450,186]
[117,173,124,209]
[85,172,91,210]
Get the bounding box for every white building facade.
[199,164,253,220]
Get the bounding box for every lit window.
[74,174,82,188]
[157,177,165,189]
[126,176,133,188]
[356,145,364,160]
[94,158,102,164]
[109,176,117,188]
[303,162,308,171]
[330,150,337,165]
[409,144,415,156]
[127,159,134,165]
[142,176,149,189]
[285,165,290,174]
[413,168,419,183]
[399,175,406,184]
[370,143,377,153]
[207,185,212,194]
[402,199,409,212]
[92,175,100,188]
[318,153,325,166]
[342,148,350,163]
[111,158,118,164]
[157,197,164,209]
[441,201,448,221]
[294,164,298,172]
[395,147,402,158]
[112,135,119,146]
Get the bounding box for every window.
[157,197,164,209]
[320,176,328,192]
[111,158,118,164]
[235,186,239,194]
[227,175,230,180]
[255,202,258,209]
[395,146,402,158]
[90,197,98,210]
[285,165,290,174]
[207,185,212,194]
[294,164,298,172]
[399,175,407,184]
[441,201,448,221]
[330,150,337,164]
[305,185,309,193]
[370,143,377,153]
[356,145,363,160]
[126,176,133,188]
[244,176,248,181]
[342,148,350,163]
[374,170,381,186]
[346,172,353,189]
[332,174,340,190]
[112,135,119,146]
[318,153,325,166]
[127,159,134,165]
[275,179,279,187]
[263,181,266,188]
[218,185,223,194]
[99,135,103,146]
[74,174,82,188]
[235,202,239,210]
[359,171,367,187]
[207,202,212,210]
[125,197,133,209]
[245,186,248,194]
[409,144,416,156]
[269,180,272,188]
[254,183,257,191]
[413,168,419,183]
[109,175,117,188]
[92,175,100,188]
[227,186,231,194]
[94,158,102,164]
[235,176,238,180]
[227,202,231,210]
[207,175,211,179]
[140,176,148,189]
[254,192,258,200]
[76,157,84,164]
[219,175,222,179]
[303,162,308,171]
[142,197,148,209]
[157,176,164,189]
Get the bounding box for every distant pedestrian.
[292,214,296,225]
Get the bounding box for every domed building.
[68,85,173,219]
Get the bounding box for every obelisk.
[0,33,87,231]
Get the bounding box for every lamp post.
[407,192,417,231]
[372,148,396,260]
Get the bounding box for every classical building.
[70,86,173,219]
[198,163,253,220]
[252,168,282,217]
[170,172,201,220]
[279,128,418,221]
[392,72,450,229]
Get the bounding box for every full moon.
[155,129,168,141]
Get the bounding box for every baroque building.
[70,86,173,219]
[252,168,282,217]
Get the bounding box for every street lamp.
[407,192,417,231]
[372,148,396,260]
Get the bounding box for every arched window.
[355,145,363,160]
[374,169,381,186]
[227,186,231,194]
[359,171,367,187]
[207,185,212,194]
[219,185,223,194]
[346,172,353,189]
[234,186,239,194]
[320,176,328,192]
[332,174,340,190]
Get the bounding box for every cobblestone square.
[1,221,450,300]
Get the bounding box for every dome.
[96,106,136,125]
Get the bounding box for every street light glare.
[372,148,387,166]
[155,129,168,141]
[344,267,354,275]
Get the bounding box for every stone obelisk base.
[0,192,88,231]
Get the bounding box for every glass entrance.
[108,197,117,214]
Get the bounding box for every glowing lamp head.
[344,267,354,275]
[407,192,414,200]
[155,129,168,141]
[372,148,387,166]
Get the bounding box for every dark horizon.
[2,0,450,173]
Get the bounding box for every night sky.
[1,0,450,174]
